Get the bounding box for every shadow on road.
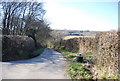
[2,48,65,65]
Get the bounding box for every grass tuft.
[68,62,93,79]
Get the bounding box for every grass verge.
[29,48,45,58]
[54,46,93,79]
[69,62,93,79]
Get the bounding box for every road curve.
[2,48,68,79]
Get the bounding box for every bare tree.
[0,2,52,48]
[1,2,46,35]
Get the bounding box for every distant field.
[63,36,95,40]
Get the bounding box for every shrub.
[2,35,36,61]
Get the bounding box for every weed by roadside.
[69,62,93,79]
[54,46,94,80]
[29,48,45,58]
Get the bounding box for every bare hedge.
[2,35,36,61]
[61,36,95,53]
[60,31,119,78]
[61,38,79,52]
[93,31,119,78]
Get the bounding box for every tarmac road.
[2,48,68,79]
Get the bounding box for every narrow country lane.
[2,48,69,79]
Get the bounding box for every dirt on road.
[2,48,69,79]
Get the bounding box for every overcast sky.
[43,0,118,31]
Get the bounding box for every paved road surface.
[2,48,68,79]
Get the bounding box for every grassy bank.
[54,46,93,79]
[29,47,45,58]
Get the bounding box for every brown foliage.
[61,36,95,53]
[60,31,119,78]
[2,35,35,61]
[93,31,119,77]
